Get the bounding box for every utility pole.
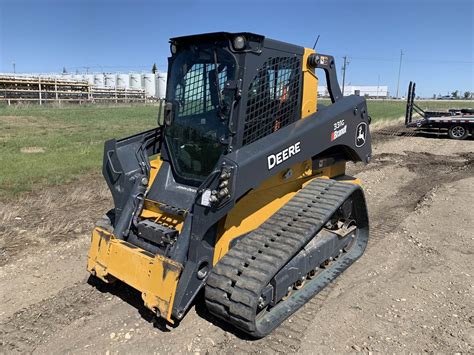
[376,74,380,98]
[396,49,404,99]
[12,61,16,73]
[341,56,349,96]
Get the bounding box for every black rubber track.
[204,178,369,338]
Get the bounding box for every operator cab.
[159,32,304,189]
[146,32,306,213]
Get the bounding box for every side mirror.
[157,100,165,126]
[164,101,174,126]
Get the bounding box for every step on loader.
[87,32,372,337]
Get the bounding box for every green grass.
[0,99,472,197]
[0,104,158,197]
[320,99,474,123]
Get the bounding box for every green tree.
[464,91,471,100]
[151,63,157,74]
[451,90,459,99]
[62,67,67,74]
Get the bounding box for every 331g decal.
[331,119,347,141]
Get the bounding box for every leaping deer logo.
[355,123,367,147]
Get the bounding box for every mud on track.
[1,126,473,353]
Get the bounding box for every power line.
[66,64,168,72]
[312,35,320,50]
[334,55,473,65]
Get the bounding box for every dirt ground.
[0,126,473,353]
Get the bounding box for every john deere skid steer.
[87,32,372,337]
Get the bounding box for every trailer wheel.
[448,125,469,140]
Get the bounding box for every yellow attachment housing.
[140,156,186,231]
[87,228,183,323]
[301,48,318,119]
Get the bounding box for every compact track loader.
[87,32,372,337]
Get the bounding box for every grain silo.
[84,74,95,85]
[156,72,167,99]
[142,73,156,97]
[104,73,116,88]
[94,74,105,87]
[129,73,142,90]
[73,74,84,82]
[116,74,130,89]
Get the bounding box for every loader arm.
[102,127,162,238]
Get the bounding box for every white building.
[319,85,389,98]
[0,71,167,99]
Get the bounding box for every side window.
[243,57,301,146]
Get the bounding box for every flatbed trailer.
[405,82,474,140]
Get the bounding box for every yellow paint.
[339,177,362,186]
[87,228,182,323]
[141,200,185,232]
[87,155,184,323]
[149,157,162,187]
[213,161,349,265]
[141,156,185,231]
[301,48,318,119]
[312,161,346,180]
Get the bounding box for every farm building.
[318,85,389,98]
[0,72,167,105]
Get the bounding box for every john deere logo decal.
[355,122,367,147]
[267,142,301,170]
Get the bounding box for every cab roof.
[169,32,305,55]
[170,32,264,44]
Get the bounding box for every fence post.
[38,77,42,105]
[55,78,58,102]
[88,84,92,103]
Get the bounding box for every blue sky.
[0,0,472,97]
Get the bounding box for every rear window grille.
[175,64,227,116]
[242,56,301,146]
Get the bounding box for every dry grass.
[371,116,405,129]
[0,174,111,265]
[20,147,46,154]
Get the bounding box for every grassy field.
[320,99,474,123]
[0,105,158,197]
[0,100,472,197]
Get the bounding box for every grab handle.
[106,150,122,175]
